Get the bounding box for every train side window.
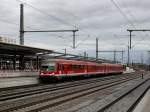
[62,65,64,71]
[75,65,77,70]
[76,65,78,70]
[72,65,74,70]
[68,64,71,70]
[81,65,83,70]
[79,65,81,69]
[82,65,84,70]
[57,64,59,71]
[78,65,80,70]
[79,65,81,70]
[82,65,84,69]
[71,65,74,70]
[74,65,76,70]
[59,64,61,70]
[70,65,72,70]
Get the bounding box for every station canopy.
[0,42,53,55]
[0,42,119,64]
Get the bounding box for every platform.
[0,71,38,78]
[0,71,39,88]
[133,87,150,112]
[0,76,39,88]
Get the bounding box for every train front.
[39,59,58,81]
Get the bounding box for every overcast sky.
[0,0,150,63]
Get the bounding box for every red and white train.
[39,59,124,81]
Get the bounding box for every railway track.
[0,73,141,112]
[0,73,136,101]
[97,77,150,112]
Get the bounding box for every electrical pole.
[20,4,24,45]
[96,38,98,60]
[127,45,130,66]
[127,29,150,49]
[141,53,144,69]
[62,48,66,55]
[19,4,78,47]
[121,51,124,64]
[141,53,143,65]
[73,31,76,49]
[129,31,132,49]
[148,51,150,71]
[114,50,116,63]
[98,51,124,63]
[87,54,88,60]
[84,51,86,59]
[24,29,78,48]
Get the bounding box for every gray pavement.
[0,71,38,78]
[133,89,150,112]
[0,77,40,88]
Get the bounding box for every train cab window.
[48,65,55,72]
[41,64,55,72]
[41,60,55,72]
[41,65,48,71]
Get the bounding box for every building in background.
[0,36,16,44]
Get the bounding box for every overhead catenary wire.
[0,18,18,26]
[1,0,124,51]
[74,35,91,48]
[16,0,75,27]
[110,0,149,50]
[118,0,150,48]
[1,0,137,52]
[110,0,135,27]
[0,16,73,47]
[15,0,100,48]
[15,0,87,49]
[0,3,76,47]
[0,17,40,31]
[16,0,119,50]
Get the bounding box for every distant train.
[39,59,124,81]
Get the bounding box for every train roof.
[102,63,123,66]
[56,59,87,65]
[42,58,123,67]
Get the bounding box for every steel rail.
[97,78,150,112]
[0,75,140,112]
[0,74,135,101]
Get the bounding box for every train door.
[85,65,88,73]
[57,64,63,74]
[57,63,60,74]
[104,65,107,74]
[64,64,67,74]
[60,64,64,74]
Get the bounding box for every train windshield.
[41,63,55,72]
